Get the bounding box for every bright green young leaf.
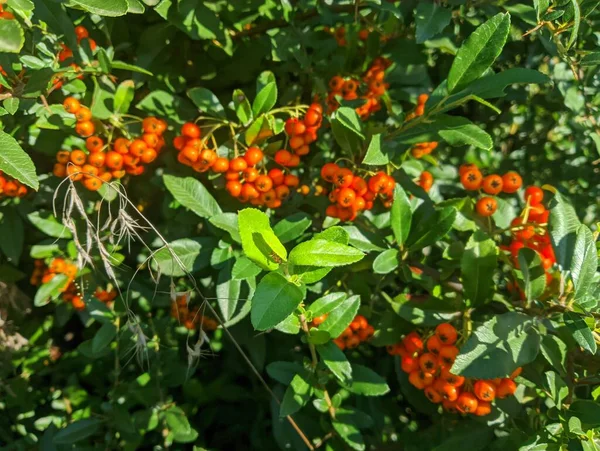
[447,13,511,93]
[373,249,399,274]
[415,1,452,44]
[279,373,312,417]
[70,0,128,16]
[307,328,331,345]
[319,295,361,338]
[390,184,412,248]
[0,19,24,53]
[34,274,69,307]
[163,175,222,219]
[452,312,540,378]
[343,225,387,252]
[53,418,103,444]
[341,364,390,396]
[461,231,498,306]
[113,80,135,115]
[27,212,72,239]
[252,82,277,116]
[332,421,365,451]
[164,406,192,437]
[316,341,352,383]
[274,313,301,334]
[250,273,303,331]
[564,312,597,354]
[188,87,226,118]
[233,89,253,124]
[289,239,364,268]
[273,213,312,244]
[307,292,347,317]
[92,322,117,354]
[0,131,38,190]
[111,60,153,76]
[517,247,547,301]
[238,208,287,271]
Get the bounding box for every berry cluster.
[276,103,323,164]
[459,163,524,217]
[57,98,166,190]
[63,96,95,137]
[53,26,96,90]
[390,324,519,415]
[505,186,555,288]
[171,295,219,331]
[417,171,433,193]
[94,287,117,305]
[31,258,84,310]
[0,170,28,198]
[327,57,391,119]
[325,26,372,46]
[312,314,374,350]
[0,3,14,19]
[0,65,7,95]
[321,164,394,221]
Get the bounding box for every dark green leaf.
[461,231,498,306]
[415,1,452,44]
[571,225,597,302]
[307,292,347,317]
[388,293,461,326]
[279,373,312,417]
[517,248,547,301]
[92,322,117,353]
[317,341,352,383]
[53,419,102,444]
[319,295,361,338]
[564,312,597,354]
[341,364,390,396]
[273,213,312,244]
[407,207,457,251]
[27,212,72,239]
[232,256,262,280]
[0,131,38,189]
[188,87,226,118]
[332,421,365,451]
[0,209,24,264]
[209,212,241,243]
[391,184,412,248]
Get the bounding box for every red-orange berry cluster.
[53,26,96,89]
[459,163,524,217]
[325,26,372,46]
[0,3,15,19]
[504,186,555,289]
[31,258,84,310]
[321,164,394,221]
[417,171,433,193]
[312,314,374,350]
[0,170,28,198]
[171,295,219,331]
[62,96,95,137]
[389,324,519,416]
[94,287,117,305]
[275,103,323,163]
[327,57,391,119]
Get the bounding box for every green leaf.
[92,322,117,353]
[69,0,128,16]
[549,191,581,270]
[0,19,24,53]
[0,208,24,263]
[53,419,102,444]
[451,312,540,378]
[544,371,568,408]
[517,248,547,301]
[34,274,69,307]
[274,313,301,334]
[390,185,412,248]
[447,13,511,93]
[362,133,388,165]
[334,107,364,139]
[279,373,312,417]
[113,80,135,115]
[571,225,597,302]
[438,121,493,150]
[289,240,364,267]
[307,292,347,317]
[136,90,197,125]
[233,89,253,125]
[332,421,365,451]
[8,0,34,11]
[3,97,19,115]
[568,401,600,428]
[406,207,457,251]
[567,0,580,49]
[256,71,276,93]
[415,1,452,44]
[232,256,262,280]
[164,406,192,437]
[252,82,277,116]
[564,312,597,354]
[306,328,331,345]
[343,225,386,252]
[217,261,241,321]
[319,295,360,338]
[388,293,461,326]
[238,208,287,271]
[317,341,352,383]
[251,273,303,331]
[540,335,567,374]
[111,60,153,76]
[273,213,312,244]
[461,231,498,306]
[373,249,399,274]
[30,243,60,259]
[266,361,305,385]
[151,238,213,277]
[188,87,226,118]
[341,364,390,396]
[0,131,38,190]
[209,212,241,243]
[27,212,72,239]
[581,52,600,66]
[163,175,222,219]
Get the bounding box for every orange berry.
[525,186,544,205]
[440,367,465,387]
[474,380,496,402]
[83,177,102,191]
[275,185,290,200]
[85,136,104,153]
[284,174,299,187]
[140,148,158,164]
[482,174,503,195]
[337,187,356,208]
[75,120,94,137]
[496,378,517,398]
[113,138,130,154]
[70,150,87,165]
[456,392,478,414]
[419,171,434,192]
[56,150,71,164]
[230,157,248,172]
[476,196,498,216]
[212,157,229,173]
[74,25,89,40]
[320,163,339,183]
[105,151,123,170]
[274,149,292,166]
[502,171,522,193]
[66,164,83,181]
[435,323,457,345]
[401,355,419,373]
[53,163,67,177]
[240,183,260,200]
[243,167,259,182]
[474,401,492,416]
[255,175,273,193]
[459,163,478,177]
[426,334,443,355]
[425,386,443,404]
[63,97,80,114]
[419,353,439,374]
[81,164,99,178]
[142,133,159,148]
[438,345,459,367]
[334,168,354,188]
[226,181,242,197]
[244,147,263,166]
[461,169,483,191]
[181,122,201,139]
[403,332,424,354]
[75,107,92,122]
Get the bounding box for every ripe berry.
[105,151,123,170]
[181,122,201,139]
[56,150,71,164]
[403,332,424,354]
[456,393,478,414]
[53,163,67,177]
[482,174,503,195]
[244,147,263,166]
[274,150,292,165]
[275,185,290,200]
[502,171,522,193]
[140,148,157,164]
[334,168,354,188]
[435,323,457,345]
[83,177,102,191]
[75,107,92,122]
[474,380,496,402]
[128,139,147,157]
[476,196,498,216]
[70,150,87,165]
[419,171,433,192]
[304,109,321,127]
[474,401,492,416]
[440,367,465,387]
[496,378,517,398]
[438,345,459,367]
[525,186,544,205]
[337,187,356,207]
[268,168,285,186]
[75,121,94,137]
[461,169,483,190]
[419,353,439,374]
[243,167,259,182]
[459,163,478,177]
[63,97,81,114]
[226,181,242,197]
[255,175,273,193]
[320,163,339,183]
[212,157,229,173]
[85,136,104,153]
[284,174,299,187]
